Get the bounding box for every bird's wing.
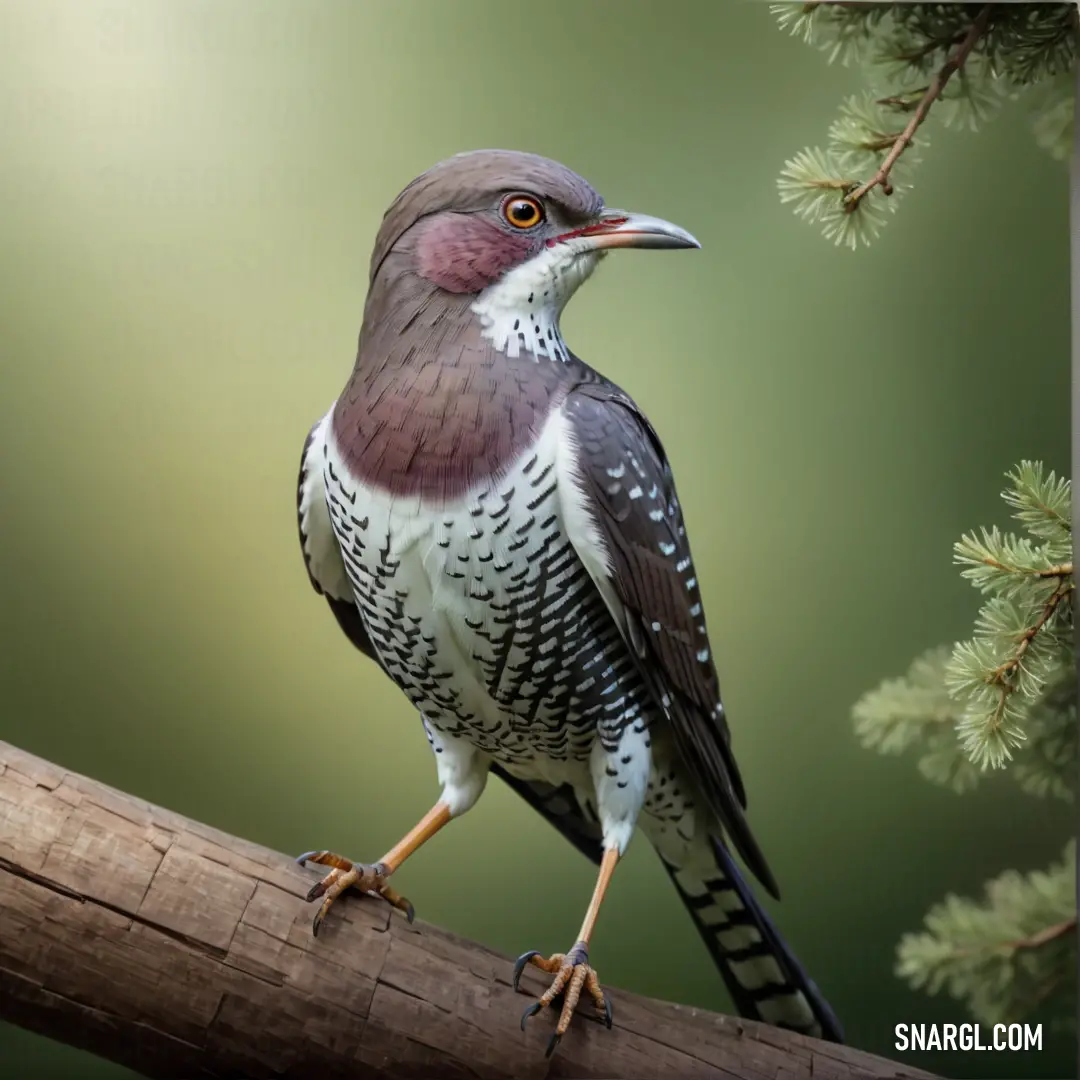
[297,416,383,665]
[560,382,779,898]
[297,414,603,866]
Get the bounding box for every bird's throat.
[471,246,600,365]
[473,299,569,364]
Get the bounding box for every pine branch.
[773,3,1075,245]
[953,529,1072,598]
[855,461,1074,788]
[1001,459,1072,542]
[946,463,1074,771]
[918,915,1078,964]
[844,5,992,207]
[1009,916,1079,953]
[892,33,965,66]
[979,577,1074,739]
[896,844,1077,1028]
[1029,68,1076,160]
[855,461,1075,1027]
[1014,671,1077,801]
[948,568,1074,772]
[853,646,982,793]
[877,88,929,112]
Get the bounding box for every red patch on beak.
[546,217,629,247]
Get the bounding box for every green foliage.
[948,462,1073,774]
[856,462,1074,793]
[854,645,982,792]
[1014,671,1077,801]
[854,462,1075,1027]
[897,843,1076,1027]
[772,3,1076,247]
[1030,69,1077,161]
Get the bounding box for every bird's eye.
[502,195,544,230]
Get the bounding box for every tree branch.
[845,4,993,206]
[1007,915,1078,952]
[876,89,930,113]
[990,579,1074,684]
[938,914,1078,960]
[977,557,1073,578]
[0,741,936,1080]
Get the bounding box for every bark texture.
[0,741,936,1080]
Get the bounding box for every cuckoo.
[296,149,842,1053]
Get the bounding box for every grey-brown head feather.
[369,149,604,285]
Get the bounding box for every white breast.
[316,406,617,776]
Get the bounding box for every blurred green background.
[0,2,1072,1078]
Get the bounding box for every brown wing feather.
[565,382,779,899]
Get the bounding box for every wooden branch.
[0,742,936,1080]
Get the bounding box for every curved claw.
[404,900,416,924]
[306,880,328,903]
[520,1001,543,1031]
[512,950,542,992]
[311,910,324,938]
[295,850,320,866]
[545,1032,562,1058]
[603,996,613,1029]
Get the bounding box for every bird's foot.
[295,850,414,936]
[513,939,612,1056]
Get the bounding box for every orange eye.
[503,195,544,229]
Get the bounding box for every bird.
[295,148,843,1055]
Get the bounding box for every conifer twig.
[941,915,1078,960]
[980,558,1073,578]
[978,577,1073,752]
[844,4,993,206]
[1006,915,1078,952]
[894,33,965,65]
[877,89,929,111]
[1036,562,1074,578]
[990,579,1074,684]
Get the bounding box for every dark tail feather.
[661,837,843,1043]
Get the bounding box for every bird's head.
[365,149,699,362]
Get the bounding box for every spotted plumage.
[296,149,842,1048]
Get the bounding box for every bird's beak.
[552,209,700,252]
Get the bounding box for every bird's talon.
[294,849,355,873]
[374,880,417,923]
[520,1001,543,1031]
[513,943,606,1051]
[298,851,408,935]
[512,950,543,991]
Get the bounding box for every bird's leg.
[514,846,619,1055]
[296,801,451,936]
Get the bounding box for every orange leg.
[296,802,452,936]
[513,846,620,1055]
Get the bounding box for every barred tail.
[661,837,843,1043]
